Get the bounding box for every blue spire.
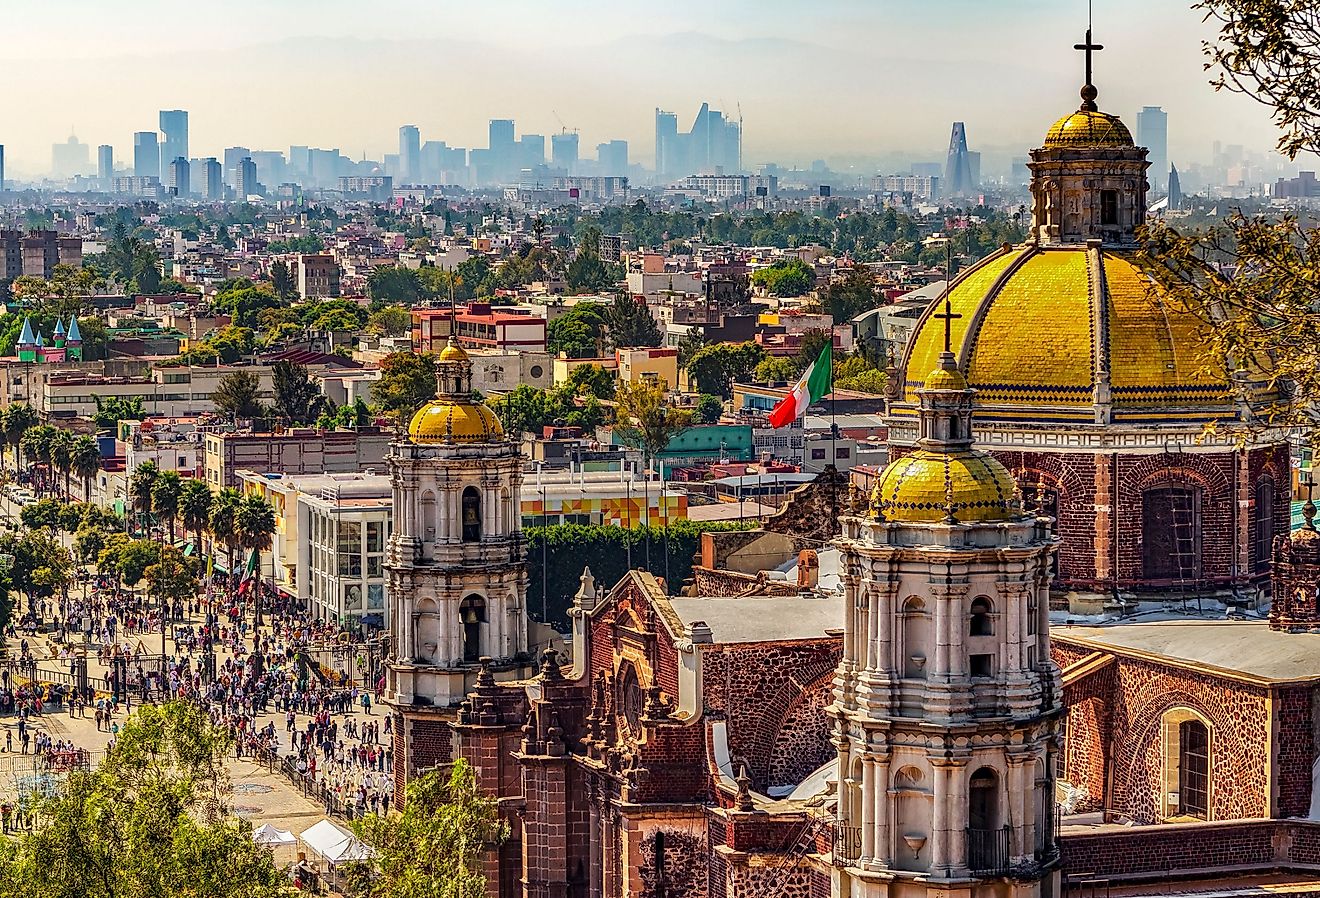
[17,318,34,347]
[66,317,81,343]
[53,318,66,337]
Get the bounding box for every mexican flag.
[237,548,259,596]
[768,344,832,428]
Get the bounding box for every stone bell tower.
[831,340,1063,898]
[384,337,530,791]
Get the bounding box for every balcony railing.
[832,824,862,868]
[966,825,1010,876]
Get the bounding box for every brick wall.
[1275,685,1315,818]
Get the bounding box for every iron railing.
[966,825,1010,876]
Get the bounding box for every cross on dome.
[1073,26,1104,112]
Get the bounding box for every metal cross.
[932,296,962,355]
[1074,28,1104,109]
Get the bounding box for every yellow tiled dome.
[438,340,470,363]
[898,246,1277,423]
[924,365,968,392]
[1044,110,1134,148]
[871,448,1019,524]
[407,400,504,443]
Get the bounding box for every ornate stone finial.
[475,657,495,689]
[942,456,958,525]
[734,764,754,812]
[539,648,565,683]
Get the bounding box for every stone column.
[867,581,881,672]
[930,759,948,876]
[945,759,968,873]
[933,585,950,679]
[861,755,876,862]
[873,751,892,869]
[1093,453,1114,587]
[1006,753,1031,860]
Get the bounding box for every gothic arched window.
[1254,478,1275,572]
[459,594,486,663]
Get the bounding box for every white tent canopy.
[252,824,297,846]
[300,819,373,864]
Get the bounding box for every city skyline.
[0,0,1306,177]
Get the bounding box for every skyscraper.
[551,132,579,174]
[944,122,974,197]
[519,134,546,172]
[0,146,5,192]
[596,140,628,175]
[223,146,251,187]
[159,110,189,169]
[488,119,515,181]
[134,131,160,179]
[51,135,91,178]
[399,125,420,184]
[1136,106,1168,192]
[654,109,678,180]
[238,156,259,198]
[203,158,223,200]
[1167,162,1182,210]
[98,145,114,186]
[168,157,190,196]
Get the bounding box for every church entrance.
[1142,486,1201,581]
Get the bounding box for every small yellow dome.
[438,340,470,363]
[870,448,1019,524]
[407,400,504,443]
[924,365,967,392]
[1044,110,1133,148]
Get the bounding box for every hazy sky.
[0,0,1300,177]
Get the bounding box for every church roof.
[66,317,81,342]
[1043,109,1133,148]
[898,244,1279,423]
[1054,620,1320,685]
[870,447,1018,524]
[408,400,504,443]
[53,318,66,337]
[666,593,843,644]
[17,318,34,346]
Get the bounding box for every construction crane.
[552,110,579,135]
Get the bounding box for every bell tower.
[831,343,1063,897]
[384,337,529,712]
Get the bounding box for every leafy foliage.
[271,360,327,425]
[373,351,439,425]
[686,342,766,398]
[613,380,693,462]
[546,304,605,358]
[751,258,816,297]
[212,370,264,422]
[602,293,662,349]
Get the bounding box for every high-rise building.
[51,134,91,178]
[237,156,259,198]
[1168,162,1182,210]
[596,140,628,175]
[519,134,546,173]
[653,104,740,181]
[134,131,160,179]
[944,122,974,197]
[488,119,516,182]
[399,125,420,184]
[288,145,311,182]
[0,145,4,192]
[203,158,223,200]
[159,110,188,169]
[223,146,251,187]
[168,157,190,196]
[1136,106,1168,192]
[654,109,678,180]
[551,132,579,174]
[97,145,114,186]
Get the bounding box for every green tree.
[346,760,507,898]
[2,403,37,472]
[562,364,617,400]
[270,259,296,301]
[367,266,423,305]
[795,328,835,370]
[235,494,276,625]
[0,528,72,611]
[820,264,879,322]
[686,342,766,398]
[694,394,724,424]
[151,470,183,544]
[179,478,213,562]
[129,460,160,536]
[373,351,438,426]
[208,488,243,585]
[212,370,264,422]
[20,425,56,495]
[271,360,326,424]
[0,701,284,898]
[132,242,163,293]
[146,544,199,608]
[602,293,662,349]
[613,380,693,471]
[91,394,146,432]
[751,258,815,297]
[754,356,801,383]
[48,427,75,500]
[70,435,101,503]
[368,304,414,337]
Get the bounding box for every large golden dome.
[898,245,1278,424]
[871,448,1019,524]
[1044,110,1133,148]
[408,400,504,443]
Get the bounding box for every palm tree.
[129,461,160,537]
[70,435,101,503]
[48,428,74,500]
[208,487,242,591]
[3,404,37,474]
[20,424,55,495]
[151,471,183,546]
[235,493,277,627]
[178,479,212,563]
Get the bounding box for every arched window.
[1161,708,1212,820]
[969,767,1000,831]
[1254,478,1275,571]
[420,490,437,541]
[970,597,994,636]
[459,594,486,663]
[461,486,482,542]
[1142,486,1201,581]
[619,663,643,733]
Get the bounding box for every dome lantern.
[406,337,506,444]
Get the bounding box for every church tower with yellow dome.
[833,336,1062,898]
[384,337,531,785]
[889,34,1291,608]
